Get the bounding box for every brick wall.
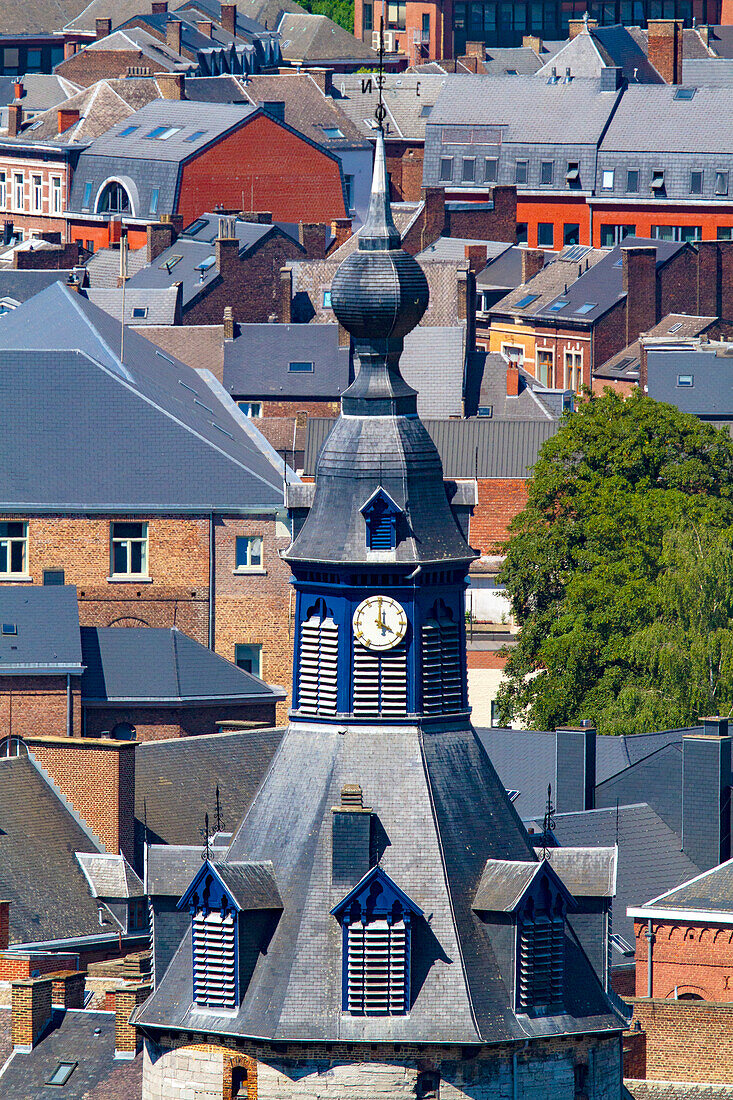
[115,984,150,1057]
[84,701,277,741]
[178,113,347,228]
[0,951,77,982]
[385,140,425,202]
[468,479,529,555]
[0,902,8,950]
[25,734,136,863]
[51,970,86,1008]
[627,996,733,1083]
[259,400,340,418]
[0,675,81,739]
[634,917,733,1000]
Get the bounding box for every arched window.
[298,598,338,715]
[112,722,136,741]
[0,736,24,758]
[97,181,131,214]
[421,600,462,714]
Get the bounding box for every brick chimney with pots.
[622,245,657,347]
[12,977,53,1052]
[647,19,683,84]
[298,222,327,259]
[13,80,23,99]
[58,107,80,134]
[221,2,237,33]
[506,360,521,396]
[240,210,272,223]
[215,227,240,278]
[157,72,185,98]
[96,17,111,38]
[115,986,151,1059]
[521,247,545,284]
[166,18,182,54]
[7,104,22,137]
[0,901,9,950]
[568,16,598,36]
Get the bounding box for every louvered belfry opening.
[353,641,407,717]
[192,903,237,1011]
[421,600,462,715]
[365,496,397,551]
[517,897,565,1014]
[347,918,408,1015]
[298,599,339,716]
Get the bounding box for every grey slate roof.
[417,237,509,264]
[134,728,284,850]
[77,852,144,898]
[67,100,258,218]
[0,586,82,676]
[598,83,733,151]
[646,346,733,418]
[147,843,228,895]
[223,323,352,399]
[400,324,467,419]
[84,243,148,288]
[483,45,544,75]
[683,58,733,83]
[0,755,103,945]
[241,73,370,151]
[277,11,376,64]
[85,286,180,325]
[0,281,290,513]
[304,417,559,479]
[0,74,80,112]
[634,858,733,916]
[137,721,621,1042]
[10,77,163,146]
[333,73,454,141]
[0,269,73,305]
[536,26,663,83]
[212,861,283,909]
[546,846,617,898]
[0,0,87,33]
[596,314,717,382]
[81,626,285,704]
[0,1008,142,1100]
[472,859,541,910]
[626,1084,733,1100]
[477,246,553,291]
[472,354,561,420]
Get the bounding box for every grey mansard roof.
[0,281,291,514]
[0,586,83,676]
[136,721,623,1042]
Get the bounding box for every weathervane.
[540,783,556,860]
[199,811,211,862]
[375,15,386,133]
[215,785,224,835]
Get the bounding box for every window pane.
[540,161,553,185]
[250,537,262,566]
[626,169,639,193]
[716,171,729,196]
[563,223,579,245]
[462,157,475,182]
[113,542,128,574]
[515,160,528,184]
[517,223,528,244]
[537,222,553,247]
[113,522,144,538]
[484,157,497,182]
[235,537,248,569]
[439,157,453,182]
[690,170,703,195]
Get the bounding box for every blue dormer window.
[188,874,238,1011]
[360,487,402,552]
[331,866,422,1016]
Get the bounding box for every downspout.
[66,674,73,737]
[646,920,655,998]
[208,512,215,650]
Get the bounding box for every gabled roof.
[85,286,180,325]
[147,843,228,895]
[483,45,545,75]
[0,586,83,676]
[476,246,554,292]
[9,77,164,146]
[536,25,663,83]
[80,626,285,704]
[546,846,617,898]
[330,864,424,919]
[223,323,351,399]
[472,859,541,911]
[0,75,80,113]
[0,269,73,304]
[0,0,87,34]
[596,314,717,382]
[277,11,376,63]
[0,281,290,513]
[471,353,562,421]
[600,83,733,153]
[241,73,370,150]
[179,858,283,911]
[77,852,144,898]
[646,345,733,417]
[629,858,733,921]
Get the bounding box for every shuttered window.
[192,908,237,1010]
[368,510,396,550]
[421,604,462,714]
[517,914,564,1013]
[347,919,407,1015]
[353,642,407,717]
[298,604,338,715]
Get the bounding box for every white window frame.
[601,168,614,191]
[0,171,7,210]
[501,343,525,365]
[234,643,262,677]
[51,175,62,214]
[0,520,28,577]
[564,349,582,392]
[234,535,264,573]
[32,174,42,214]
[110,521,148,578]
[536,348,554,387]
[13,172,23,212]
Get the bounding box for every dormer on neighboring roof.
[331,865,423,1016]
[360,486,403,551]
[178,859,282,1013]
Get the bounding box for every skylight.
[183,218,208,236]
[547,299,569,312]
[575,302,597,314]
[195,255,216,272]
[46,1062,77,1086]
[668,321,683,333]
[322,126,343,138]
[119,124,139,137]
[1,623,17,635]
[420,104,432,116]
[674,86,696,100]
[515,293,539,309]
[289,361,315,372]
[145,125,181,140]
[160,254,182,272]
[184,129,207,142]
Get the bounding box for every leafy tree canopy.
[298,0,354,32]
[496,390,733,735]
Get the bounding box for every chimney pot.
[13,80,23,99]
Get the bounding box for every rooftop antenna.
[215,785,224,835]
[376,15,386,134]
[540,783,556,861]
[200,811,211,862]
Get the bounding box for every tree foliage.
[496,390,733,735]
[298,0,354,32]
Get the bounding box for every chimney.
[0,901,9,950]
[506,359,521,396]
[332,783,372,887]
[57,106,80,134]
[682,721,732,869]
[306,66,333,95]
[568,16,597,37]
[622,245,657,347]
[147,221,178,262]
[647,19,683,84]
[221,2,237,34]
[259,99,285,122]
[465,40,484,58]
[166,18,182,54]
[7,104,21,137]
[330,217,352,250]
[555,726,596,812]
[240,210,272,223]
[196,19,213,36]
[522,34,543,53]
[698,23,711,47]
[600,64,622,90]
[298,222,327,259]
[464,243,487,274]
[51,971,86,1009]
[215,231,239,278]
[95,16,111,38]
[11,977,53,1052]
[114,985,150,1060]
[280,267,292,323]
[151,0,168,10]
[157,71,185,98]
[13,80,23,99]
[223,304,234,340]
[521,247,545,284]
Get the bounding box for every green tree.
[298,0,354,32]
[496,390,733,735]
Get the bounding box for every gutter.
[6,931,149,953]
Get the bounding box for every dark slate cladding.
[0,585,82,674]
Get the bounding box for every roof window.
[674,86,696,99]
[322,126,344,138]
[547,299,569,312]
[46,1062,77,1086]
[160,254,182,273]
[668,321,683,334]
[651,170,665,191]
[184,129,207,142]
[1,623,17,635]
[477,405,493,418]
[565,162,580,185]
[677,373,694,386]
[420,104,432,116]
[132,306,147,318]
[145,125,181,140]
[515,293,539,309]
[289,361,314,372]
[119,124,139,137]
[195,255,216,276]
[575,302,597,315]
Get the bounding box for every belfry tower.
[136,126,626,1100]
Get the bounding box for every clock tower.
[284,130,477,725]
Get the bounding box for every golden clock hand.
[377,596,384,630]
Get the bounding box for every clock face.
[353,595,407,651]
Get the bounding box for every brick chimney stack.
[95,17,111,38]
[221,2,237,33]
[157,72,185,98]
[13,80,23,99]
[521,248,545,284]
[151,0,168,10]
[7,104,22,137]
[114,986,150,1060]
[330,217,352,250]
[622,245,657,347]
[464,243,487,273]
[506,360,521,396]
[166,18,182,54]
[647,19,683,84]
[280,267,292,323]
[298,222,327,259]
[12,977,53,1052]
[223,304,234,339]
[57,107,80,134]
[0,901,9,950]
[196,19,213,36]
